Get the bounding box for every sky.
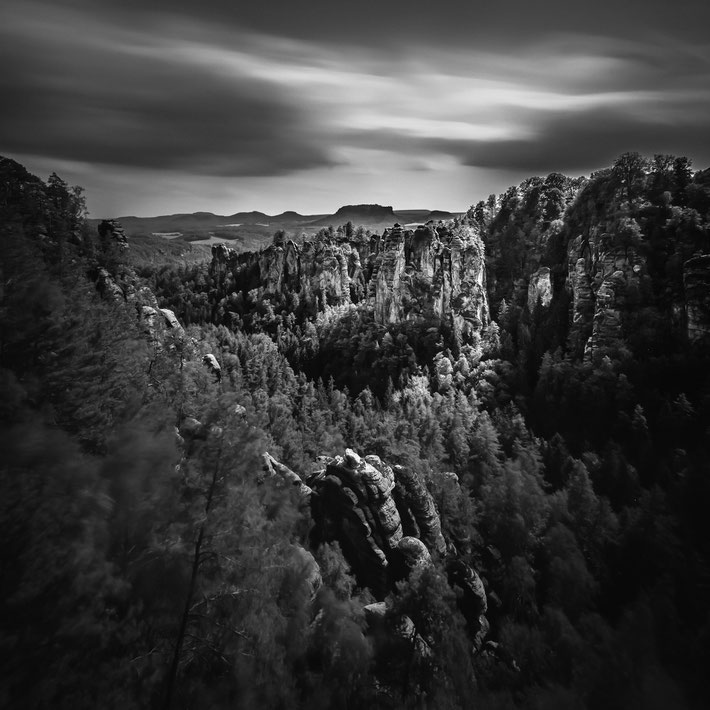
[2,0,710,217]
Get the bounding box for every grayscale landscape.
[2,1,710,709]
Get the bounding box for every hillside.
[2,153,710,709]
[89,205,459,252]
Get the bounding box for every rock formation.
[98,219,128,250]
[683,254,710,342]
[202,353,222,382]
[392,464,446,556]
[96,267,124,302]
[527,267,552,310]
[566,231,646,358]
[159,307,183,332]
[447,559,489,652]
[209,222,489,342]
[263,452,313,497]
[265,447,490,656]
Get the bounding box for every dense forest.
[1,152,709,709]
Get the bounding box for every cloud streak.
[0,8,339,177]
[1,0,709,214]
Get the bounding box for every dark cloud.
[342,104,710,174]
[0,25,337,176]
[3,0,710,215]
[451,108,710,173]
[68,0,710,49]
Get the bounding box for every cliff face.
[267,448,489,654]
[210,222,488,338]
[565,231,647,358]
[480,161,710,360]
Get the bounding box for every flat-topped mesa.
[209,222,489,338]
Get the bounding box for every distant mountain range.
[88,204,461,250]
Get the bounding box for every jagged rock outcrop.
[209,222,489,342]
[447,559,489,652]
[265,446,490,664]
[202,353,222,382]
[569,255,595,344]
[263,452,313,497]
[139,304,188,346]
[392,464,446,556]
[566,232,646,358]
[396,536,432,569]
[372,223,488,339]
[306,449,405,595]
[139,305,160,339]
[159,307,183,331]
[527,267,552,310]
[96,267,124,302]
[683,255,710,342]
[585,270,626,359]
[98,219,128,250]
[364,602,431,660]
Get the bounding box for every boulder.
[396,536,432,571]
[202,353,221,382]
[179,417,206,440]
[159,308,183,331]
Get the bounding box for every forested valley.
[2,153,710,709]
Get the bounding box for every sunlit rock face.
[299,239,352,306]
[684,254,710,342]
[370,223,488,338]
[527,267,552,310]
[209,222,489,341]
[211,238,353,309]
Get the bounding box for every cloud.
[0,6,338,177]
[61,0,710,51]
[341,98,710,175]
[2,0,709,216]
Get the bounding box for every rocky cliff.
[210,222,488,339]
[565,230,647,359]
[479,159,710,360]
[266,447,490,656]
